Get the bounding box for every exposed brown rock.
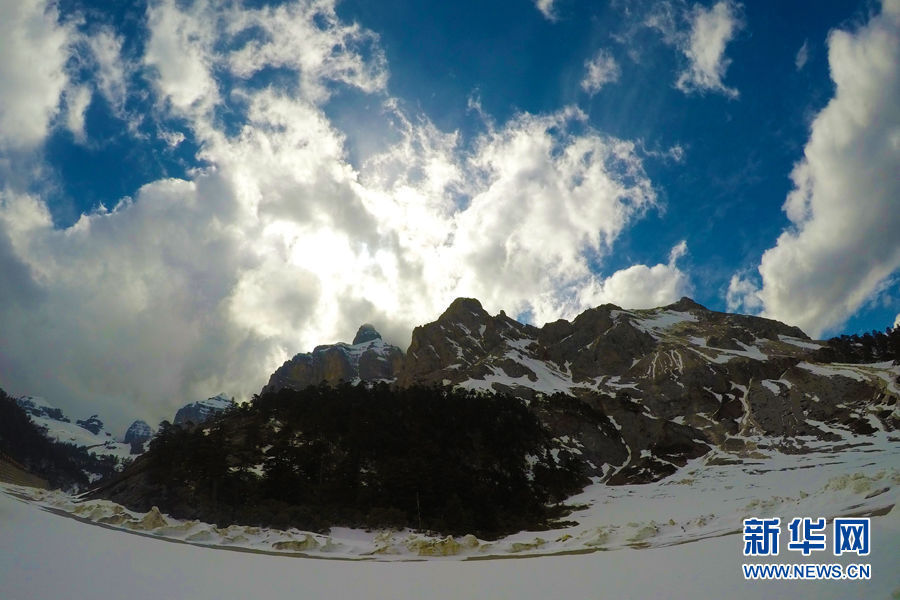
[263,324,404,393]
[262,296,896,485]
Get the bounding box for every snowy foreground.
[2,434,899,599]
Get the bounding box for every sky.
[0,0,898,433]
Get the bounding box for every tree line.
[813,324,900,364]
[0,388,121,490]
[114,383,588,538]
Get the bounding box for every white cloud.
[226,1,388,103]
[142,0,388,118]
[0,0,398,430]
[0,180,271,431]
[675,1,743,98]
[0,0,689,432]
[143,0,218,114]
[87,28,131,117]
[535,0,558,21]
[795,39,809,71]
[582,49,621,95]
[668,239,688,263]
[64,85,92,142]
[0,0,74,149]
[728,0,900,337]
[359,103,665,327]
[894,313,900,329]
[725,272,762,313]
[449,109,659,323]
[158,129,185,148]
[579,241,692,310]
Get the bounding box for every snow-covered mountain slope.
[263,324,404,393]
[173,394,235,426]
[392,297,899,482]
[3,297,897,599]
[16,396,133,466]
[15,429,896,560]
[15,391,237,466]
[2,428,896,599]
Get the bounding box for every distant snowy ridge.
[15,396,133,479]
[173,394,235,426]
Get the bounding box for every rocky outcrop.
[124,420,153,445]
[16,396,70,422]
[397,298,541,387]
[76,415,104,435]
[263,324,404,393]
[124,420,154,454]
[173,395,234,427]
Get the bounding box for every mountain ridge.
[87,296,899,537]
[260,296,898,483]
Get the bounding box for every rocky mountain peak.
[263,326,404,394]
[352,324,382,345]
[13,396,134,477]
[441,297,487,318]
[429,297,493,334]
[124,420,154,454]
[173,395,234,427]
[392,296,899,482]
[124,420,153,445]
[665,296,707,312]
[397,299,540,387]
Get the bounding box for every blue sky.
[0,0,898,430]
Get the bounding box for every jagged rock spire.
[353,324,382,345]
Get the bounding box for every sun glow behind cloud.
[0,0,897,431]
[0,0,695,429]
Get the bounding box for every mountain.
[263,324,404,393]
[15,396,133,472]
[90,297,899,536]
[7,394,127,486]
[397,297,898,482]
[124,420,153,444]
[172,394,235,426]
[123,420,154,454]
[16,396,70,422]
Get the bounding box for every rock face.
[123,420,154,454]
[124,420,153,445]
[76,415,104,435]
[17,396,70,422]
[263,324,404,393]
[173,394,234,426]
[261,297,899,485]
[396,297,898,482]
